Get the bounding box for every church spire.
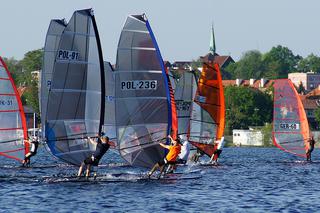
[209,24,216,55]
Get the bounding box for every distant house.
[171,61,193,71]
[23,106,39,131]
[233,129,264,146]
[200,52,235,69]
[222,78,274,92]
[300,86,320,129]
[288,72,320,92]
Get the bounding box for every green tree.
[225,86,273,132]
[315,107,320,125]
[297,53,320,73]
[19,49,43,113]
[261,123,273,147]
[225,50,265,79]
[263,45,302,78]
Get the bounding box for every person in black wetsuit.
[306,136,316,161]
[77,133,110,178]
[22,137,39,167]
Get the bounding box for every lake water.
[1,147,319,212]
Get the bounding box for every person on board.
[209,137,225,165]
[177,135,191,164]
[77,133,110,178]
[306,136,316,162]
[147,135,182,178]
[22,136,39,167]
[190,148,204,163]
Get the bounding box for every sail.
[44,9,105,165]
[189,62,225,157]
[0,57,28,162]
[41,19,66,139]
[273,79,309,157]
[103,61,117,148]
[174,71,197,140]
[115,14,174,168]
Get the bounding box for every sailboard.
[40,19,67,139]
[174,71,198,140]
[188,62,225,157]
[272,79,310,157]
[43,9,105,165]
[0,57,28,162]
[115,14,177,168]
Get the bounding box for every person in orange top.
[147,135,181,178]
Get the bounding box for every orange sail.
[273,79,310,157]
[189,62,225,157]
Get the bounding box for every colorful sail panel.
[273,79,309,157]
[45,9,105,165]
[41,19,66,139]
[0,57,28,162]
[115,14,173,168]
[189,62,225,157]
[174,71,197,140]
[103,61,117,148]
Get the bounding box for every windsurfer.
[77,133,110,178]
[22,137,39,167]
[306,136,316,161]
[177,135,191,164]
[209,136,225,164]
[147,135,181,178]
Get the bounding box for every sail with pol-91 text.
[44,9,105,165]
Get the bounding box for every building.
[233,129,264,146]
[222,78,275,92]
[300,86,320,129]
[288,72,320,92]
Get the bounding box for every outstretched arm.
[159,142,170,149]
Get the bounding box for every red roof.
[200,53,234,68]
[306,86,320,98]
[222,79,275,89]
[300,95,319,109]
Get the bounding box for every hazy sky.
[0,0,319,63]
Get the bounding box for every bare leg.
[148,163,160,177]
[85,164,91,177]
[77,162,85,177]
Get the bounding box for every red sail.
[0,57,28,162]
[189,62,225,157]
[273,79,310,157]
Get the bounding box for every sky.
[0,0,319,63]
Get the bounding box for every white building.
[233,129,263,146]
[288,72,320,91]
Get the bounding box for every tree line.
[4,46,320,140]
[223,45,320,80]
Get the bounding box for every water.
[1,147,319,212]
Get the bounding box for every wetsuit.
[84,138,110,166]
[306,138,315,161]
[24,140,39,164]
